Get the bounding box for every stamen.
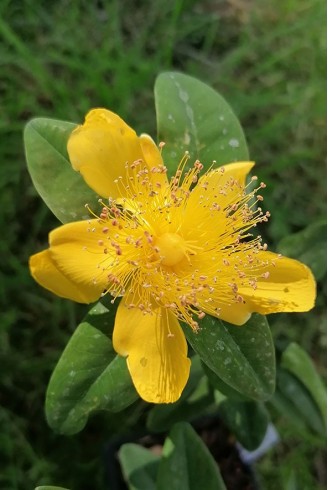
[82,156,270,330]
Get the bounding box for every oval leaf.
[35,487,70,490]
[118,443,160,490]
[46,302,138,435]
[157,422,226,490]
[281,343,326,426]
[203,362,249,402]
[218,400,269,451]
[155,72,249,176]
[272,368,325,435]
[24,117,96,223]
[183,314,275,401]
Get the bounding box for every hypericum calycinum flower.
[29,109,316,403]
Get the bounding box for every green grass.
[0,0,326,489]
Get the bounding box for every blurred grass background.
[0,0,326,489]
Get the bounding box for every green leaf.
[183,314,275,401]
[277,221,326,281]
[155,72,249,176]
[157,422,226,490]
[24,117,96,223]
[272,368,325,435]
[281,342,327,425]
[270,388,310,433]
[118,443,160,490]
[203,362,248,402]
[46,302,138,435]
[35,487,70,490]
[147,356,213,432]
[218,400,269,451]
[283,471,302,490]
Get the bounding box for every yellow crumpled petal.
[29,249,98,303]
[186,248,315,326]
[49,219,135,302]
[239,251,316,315]
[67,108,143,199]
[30,219,135,304]
[113,291,191,403]
[67,108,166,199]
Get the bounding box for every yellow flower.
[29,108,316,404]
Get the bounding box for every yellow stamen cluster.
[85,153,272,331]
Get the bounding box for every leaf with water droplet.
[46,302,138,435]
[183,314,275,401]
[24,118,96,223]
[155,72,249,177]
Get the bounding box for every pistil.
[155,233,186,267]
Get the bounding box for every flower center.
[155,232,186,267]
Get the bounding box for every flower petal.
[29,249,97,303]
[219,160,255,180]
[67,108,144,199]
[139,133,169,187]
[177,247,253,326]
[239,251,316,314]
[200,298,252,326]
[194,161,255,200]
[139,133,163,168]
[48,219,133,302]
[113,295,191,403]
[182,161,255,239]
